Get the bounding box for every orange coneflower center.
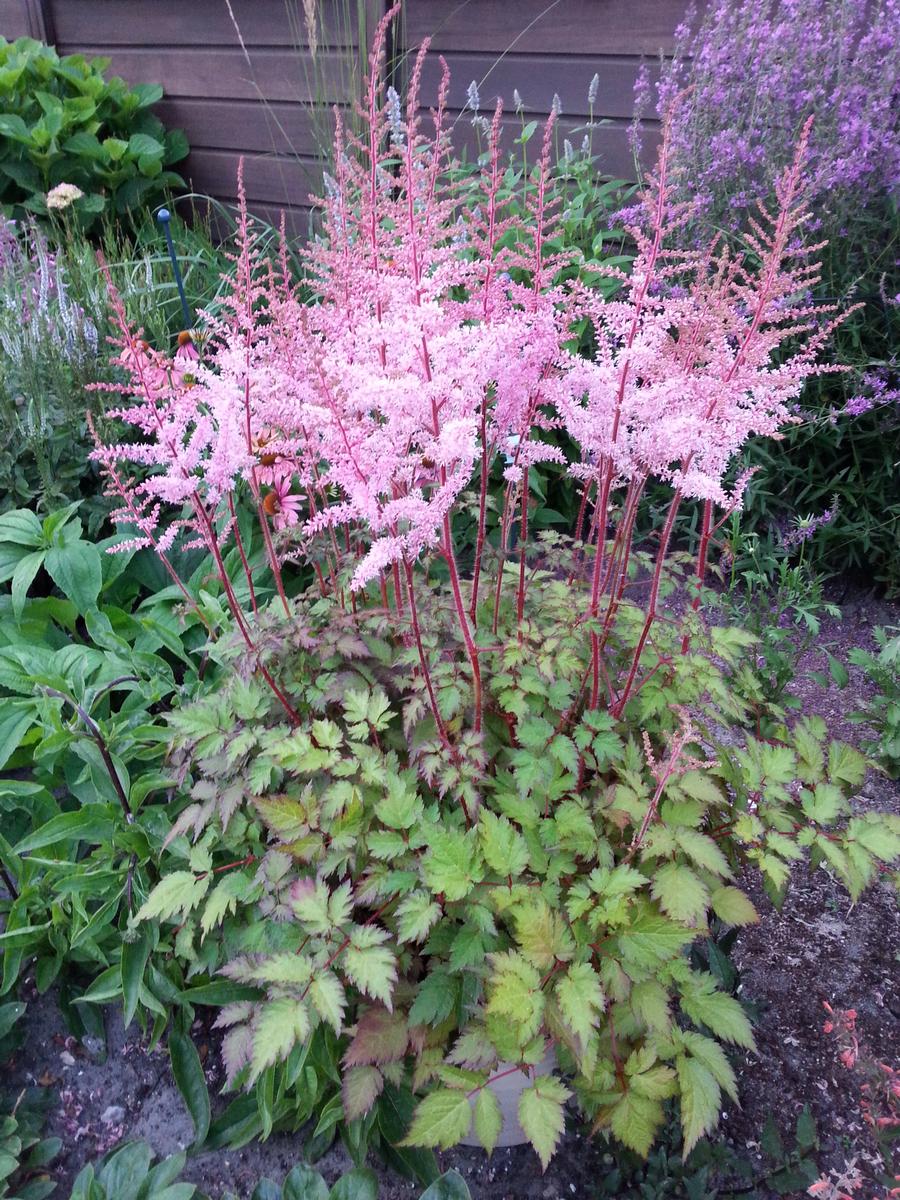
[177,330,194,347]
[262,491,281,517]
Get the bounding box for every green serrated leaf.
[677,1054,720,1155]
[518,1074,570,1169]
[403,1089,472,1150]
[473,1088,502,1155]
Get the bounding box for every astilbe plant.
[94,11,900,1169]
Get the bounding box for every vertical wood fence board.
[32,0,690,222]
[1,0,34,38]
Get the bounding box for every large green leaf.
[44,541,102,610]
[419,1172,473,1200]
[0,509,43,547]
[170,1029,211,1145]
[328,1169,378,1200]
[0,701,33,769]
[14,804,117,854]
[121,929,152,1028]
[11,548,45,618]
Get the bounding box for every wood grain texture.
[1,0,32,38]
[51,0,379,49]
[155,98,333,157]
[58,46,356,104]
[183,147,323,207]
[417,52,660,119]
[40,0,689,225]
[404,0,689,55]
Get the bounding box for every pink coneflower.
[262,469,302,530]
[175,330,200,362]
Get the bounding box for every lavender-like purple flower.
[639,0,900,240]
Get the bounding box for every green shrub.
[847,626,900,779]
[0,37,188,231]
[134,549,900,1167]
[67,1139,471,1200]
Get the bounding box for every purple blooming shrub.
[634,0,900,584]
[643,0,900,236]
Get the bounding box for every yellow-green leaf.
[710,886,759,926]
[473,1087,502,1155]
[403,1088,472,1150]
[677,1054,721,1155]
[518,1075,570,1170]
[608,1089,663,1157]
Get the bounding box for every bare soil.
[6,585,899,1200]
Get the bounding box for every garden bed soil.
[6,586,899,1200]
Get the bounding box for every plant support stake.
[157,207,192,330]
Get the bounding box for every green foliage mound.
[0,37,187,229]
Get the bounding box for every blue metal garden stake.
[156,208,192,331]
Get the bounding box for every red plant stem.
[587,463,616,708]
[196,853,257,880]
[227,493,259,617]
[492,480,516,635]
[195,500,300,726]
[392,559,405,617]
[403,559,452,753]
[597,473,647,647]
[467,1063,534,1100]
[516,467,529,634]
[615,489,683,716]
[255,491,292,619]
[608,1013,627,1091]
[584,131,672,702]
[93,440,214,637]
[443,515,483,734]
[681,498,713,654]
[469,398,491,625]
[573,476,594,546]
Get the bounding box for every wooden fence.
[1,0,688,230]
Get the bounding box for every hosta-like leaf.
[518,1075,570,1169]
[403,1088,473,1150]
